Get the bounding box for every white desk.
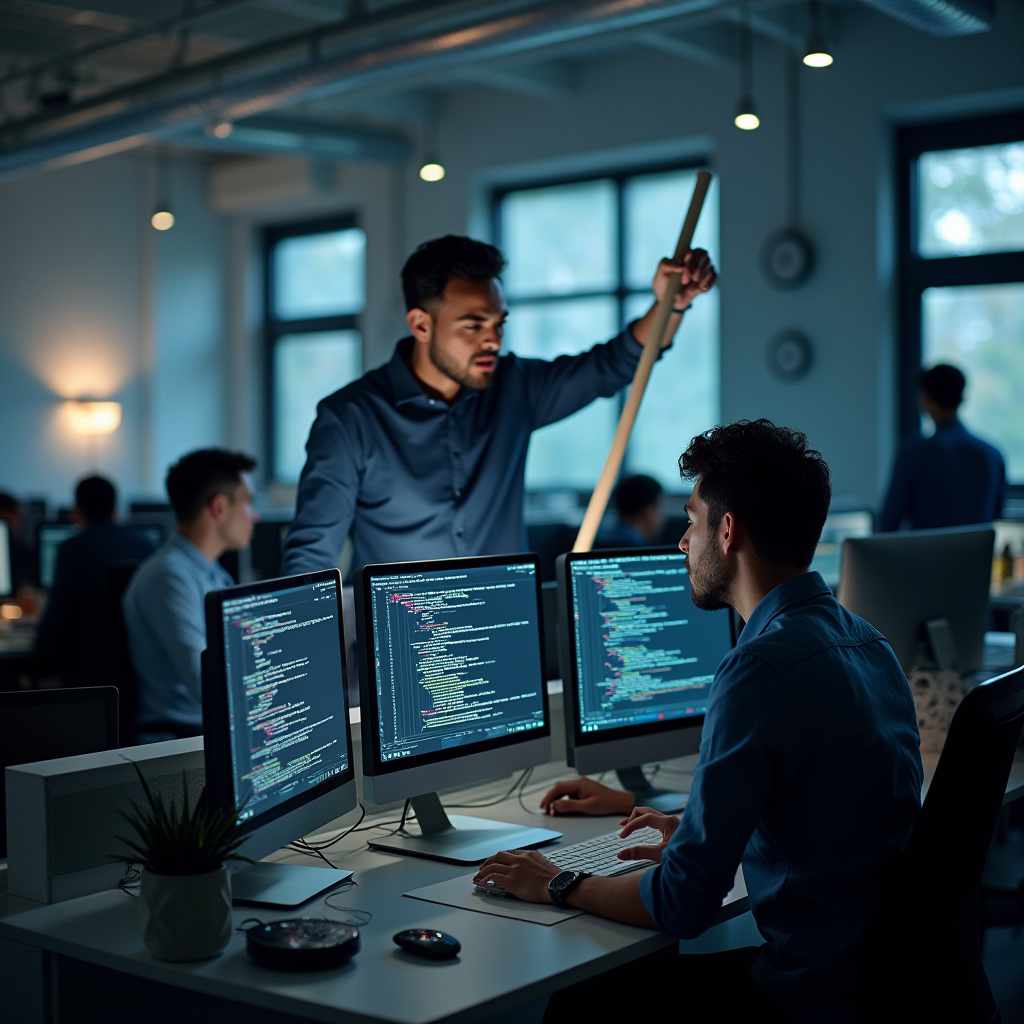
[0,760,747,1024]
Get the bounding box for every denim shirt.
[639,572,923,1024]
[123,534,235,728]
[282,330,647,574]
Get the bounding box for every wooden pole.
[573,170,712,553]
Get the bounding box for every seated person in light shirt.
[476,420,923,1024]
[595,473,666,548]
[124,449,258,743]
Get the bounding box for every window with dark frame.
[264,215,366,485]
[896,111,1024,487]
[493,164,720,494]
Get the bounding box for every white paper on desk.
[403,873,585,926]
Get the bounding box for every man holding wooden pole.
[282,227,716,576]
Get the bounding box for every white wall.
[0,153,228,508]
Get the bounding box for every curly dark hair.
[678,419,831,568]
[401,235,506,311]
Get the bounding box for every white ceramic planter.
[139,865,233,962]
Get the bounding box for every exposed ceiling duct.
[856,0,995,35]
[0,0,722,181]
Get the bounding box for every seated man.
[476,420,923,1024]
[595,474,666,548]
[34,475,156,688]
[880,362,1005,531]
[124,449,258,742]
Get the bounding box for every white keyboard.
[545,827,663,876]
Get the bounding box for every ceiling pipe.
[0,0,720,180]
[857,0,994,34]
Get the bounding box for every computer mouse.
[393,928,461,960]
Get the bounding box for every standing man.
[282,235,715,574]
[880,363,1006,531]
[124,449,258,743]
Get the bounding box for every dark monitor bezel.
[0,519,11,598]
[356,552,552,780]
[202,569,355,839]
[0,685,119,754]
[557,547,735,754]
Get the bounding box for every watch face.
[550,870,576,891]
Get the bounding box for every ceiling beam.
[636,25,735,66]
[452,60,573,98]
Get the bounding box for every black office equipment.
[106,560,147,746]
[393,929,461,960]
[557,548,734,811]
[242,919,360,970]
[0,687,118,856]
[857,664,1024,1024]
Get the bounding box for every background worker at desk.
[477,420,923,1024]
[124,449,258,742]
[282,235,716,574]
[880,362,1006,531]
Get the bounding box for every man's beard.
[429,337,495,391]
[688,542,734,611]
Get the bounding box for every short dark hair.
[615,475,663,518]
[678,419,831,569]
[75,475,116,523]
[0,492,20,519]
[920,363,966,410]
[165,449,256,524]
[401,235,506,311]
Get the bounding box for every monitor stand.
[617,766,688,814]
[231,862,354,908]
[366,792,562,865]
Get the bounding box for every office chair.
[106,560,145,746]
[857,665,1024,1024]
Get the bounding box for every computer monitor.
[355,554,562,863]
[202,569,358,906]
[36,522,78,588]
[811,510,874,589]
[0,686,118,856]
[557,548,735,812]
[0,520,12,598]
[838,526,995,674]
[123,516,168,551]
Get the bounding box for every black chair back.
[106,560,145,746]
[857,665,1024,1024]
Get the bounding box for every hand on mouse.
[539,777,635,817]
[473,849,561,904]
[616,806,680,864]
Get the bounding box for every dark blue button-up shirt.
[880,418,1005,532]
[639,572,923,1024]
[282,330,647,574]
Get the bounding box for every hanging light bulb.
[734,12,760,130]
[734,100,760,130]
[802,0,834,66]
[151,207,175,230]
[419,160,445,182]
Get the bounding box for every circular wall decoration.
[760,229,815,289]
[767,330,814,382]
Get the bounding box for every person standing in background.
[880,363,1006,532]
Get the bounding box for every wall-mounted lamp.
[67,400,122,435]
[803,0,834,66]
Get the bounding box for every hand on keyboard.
[617,807,681,864]
[539,777,635,817]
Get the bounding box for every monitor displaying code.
[569,553,732,734]
[220,578,349,823]
[369,561,546,762]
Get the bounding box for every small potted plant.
[115,763,250,962]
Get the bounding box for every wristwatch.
[548,870,591,908]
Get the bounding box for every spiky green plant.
[113,760,252,876]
